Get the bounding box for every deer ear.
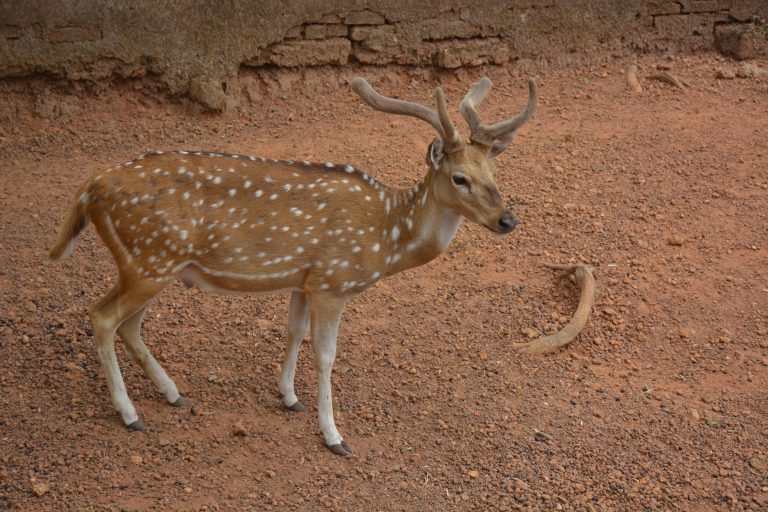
[426,138,445,170]
[487,131,518,158]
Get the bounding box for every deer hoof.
[126,419,147,432]
[328,440,351,457]
[287,400,306,413]
[171,395,189,407]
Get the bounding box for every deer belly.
[178,262,303,294]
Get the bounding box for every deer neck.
[382,169,462,276]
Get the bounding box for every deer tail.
[48,182,94,261]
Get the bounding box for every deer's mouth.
[484,212,517,234]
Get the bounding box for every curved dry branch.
[648,72,689,89]
[520,263,597,354]
[626,64,642,93]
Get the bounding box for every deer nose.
[497,212,518,233]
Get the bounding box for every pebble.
[467,470,479,478]
[232,421,247,436]
[737,62,767,78]
[129,455,143,465]
[667,235,684,246]
[32,482,49,496]
[715,68,735,79]
[520,327,539,339]
[514,478,529,491]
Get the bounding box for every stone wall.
[1,0,766,109]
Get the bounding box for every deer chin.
[481,220,516,235]
[457,214,499,234]
[485,223,508,235]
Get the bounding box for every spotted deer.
[49,76,537,456]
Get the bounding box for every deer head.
[351,76,537,234]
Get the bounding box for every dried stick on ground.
[520,263,597,354]
[648,71,689,89]
[626,64,642,93]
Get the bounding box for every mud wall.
[1,0,766,108]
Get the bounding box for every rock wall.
[1,0,766,108]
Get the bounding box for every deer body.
[50,77,537,456]
[65,152,466,293]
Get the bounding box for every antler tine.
[435,87,463,152]
[461,78,538,147]
[458,77,492,141]
[487,78,538,139]
[351,77,446,141]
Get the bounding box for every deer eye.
[452,175,468,187]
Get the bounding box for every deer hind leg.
[279,291,310,412]
[118,304,186,407]
[90,279,167,431]
[309,295,350,456]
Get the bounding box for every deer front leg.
[309,294,350,456]
[279,291,310,412]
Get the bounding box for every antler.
[351,77,463,152]
[459,77,538,154]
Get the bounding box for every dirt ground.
[1,53,767,511]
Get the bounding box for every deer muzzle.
[496,211,518,234]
